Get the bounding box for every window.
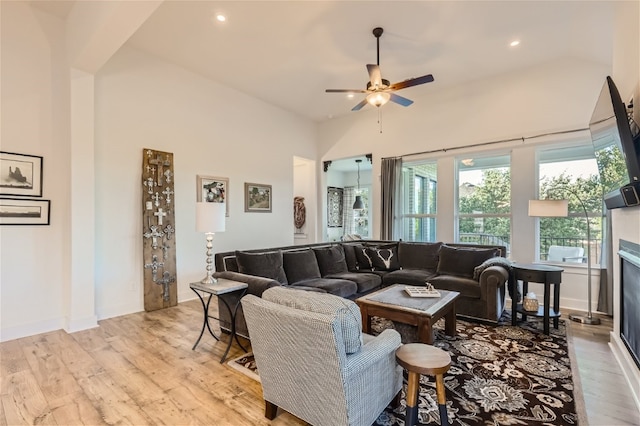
[354,187,369,237]
[456,155,511,251]
[536,145,603,264]
[400,161,437,242]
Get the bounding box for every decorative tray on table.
[404,284,441,298]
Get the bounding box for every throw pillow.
[365,246,400,271]
[313,245,349,276]
[236,250,288,285]
[262,286,363,354]
[283,249,322,284]
[472,256,514,280]
[436,245,499,279]
[353,244,373,270]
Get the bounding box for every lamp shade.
[353,195,365,210]
[196,202,226,233]
[528,199,568,217]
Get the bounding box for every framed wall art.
[245,182,272,212]
[196,175,229,216]
[0,198,50,225]
[0,151,43,197]
[327,186,343,227]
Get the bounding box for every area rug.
[227,314,584,425]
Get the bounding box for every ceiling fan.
[326,27,434,111]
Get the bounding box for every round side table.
[511,263,563,335]
[395,343,451,426]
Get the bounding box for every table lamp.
[196,202,226,284]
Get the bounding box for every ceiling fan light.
[366,92,390,107]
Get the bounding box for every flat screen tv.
[590,76,640,209]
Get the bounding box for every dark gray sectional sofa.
[213,240,511,338]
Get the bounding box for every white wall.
[0,2,72,340]
[0,3,318,340]
[94,46,317,318]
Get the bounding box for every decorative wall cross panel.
[142,148,177,311]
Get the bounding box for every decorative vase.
[523,292,539,312]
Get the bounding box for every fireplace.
[620,239,640,369]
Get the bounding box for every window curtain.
[381,157,402,240]
[597,209,613,315]
[342,186,356,236]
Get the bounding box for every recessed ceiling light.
[347,93,354,99]
[215,14,226,22]
[510,40,520,47]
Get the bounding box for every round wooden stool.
[396,343,451,426]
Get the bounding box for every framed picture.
[0,151,43,197]
[0,198,50,225]
[196,175,229,216]
[327,187,344,227]
[245,182,272,212]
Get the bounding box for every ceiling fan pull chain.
[378,108,383,133]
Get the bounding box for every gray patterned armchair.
[241,287,403,426]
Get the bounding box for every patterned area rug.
[228,314,583,425]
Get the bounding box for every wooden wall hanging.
[141,148,177,311]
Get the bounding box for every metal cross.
[156,271,175,301]
[152,192,162,207]
[163,224,175,240]
[143,225,164,249]
[149,154,171,186]
[164,169,173,184]
[161,242,170,260]
[162,187,174,204]
[144,177,156,195]
[154,207,167,226]
[144,254,164,282]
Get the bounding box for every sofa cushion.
[262,286,362,353]
[290,278,358,298]
[398,242,442,270]
[282,249,321,284]
[236,250,288,284]
[365,246,400,271]
[313,245,349,276]
[323,272,382,293]
[473,256,513,280]
[382,269,439,286]
[342,244,359,271]
[429,275,482,298]
[436,245,499,279]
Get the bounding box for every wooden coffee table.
[356,284,459,344]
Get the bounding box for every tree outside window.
[457,155,511,251]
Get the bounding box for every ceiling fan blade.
[351,99,368,111]
[367,64,382,88]
[389,93,414,107]
[326,89,367,93]
[389,74,434,91]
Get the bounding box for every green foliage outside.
[458,147,628,258]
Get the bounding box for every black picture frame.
[0,151,43,197]
[0,198,50,225]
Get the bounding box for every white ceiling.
[32,1,615,123]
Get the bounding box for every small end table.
[511,263,564,335]
[190,278,248,363]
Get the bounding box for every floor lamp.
[528,197,600,325]
[196,202,226,284]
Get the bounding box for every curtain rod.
[381,127,590,160]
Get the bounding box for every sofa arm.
[213,270,281,297]
[479,265,509,295]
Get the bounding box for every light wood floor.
[1,299,639,426]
